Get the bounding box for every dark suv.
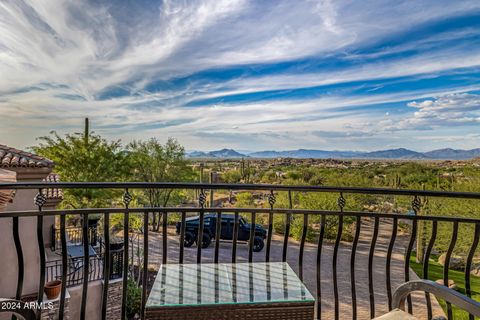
[175,213,267,252]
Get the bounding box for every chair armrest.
[393,280,480,317]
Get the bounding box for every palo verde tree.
[33,118,129,211]
[127,138,194,231]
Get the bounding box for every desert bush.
[126,279,142,319]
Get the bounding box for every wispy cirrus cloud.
[0,0,480,151]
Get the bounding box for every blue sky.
[1,0,480,152]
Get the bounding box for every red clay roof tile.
[0,144,54,168]
[42,173,63,200]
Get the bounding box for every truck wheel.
[196,233,211,248]
[252,236,264,252]
[184,232,195,247]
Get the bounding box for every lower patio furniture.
[66,244,98,270]
[66,244,97,260]
[145,262,315,320]
[375,280,480,320]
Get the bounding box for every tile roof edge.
[0,144,54,168]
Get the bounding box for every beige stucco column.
[0,167,52,298]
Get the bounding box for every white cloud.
[382,93,480,131]
[1,0,480,150]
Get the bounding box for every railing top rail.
[1,182,480,199]
[3,207,480,223]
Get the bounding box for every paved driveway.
[133,218,444,319]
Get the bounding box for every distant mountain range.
[188,148,246,158]
[187,148,480,160]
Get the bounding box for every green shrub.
[126,279,142,319]
[308,174,324,186]
[290,215,315,241]
[286,170,302,180]
[273,214,286,234]
[167,212,182,225]
[222,169,242,183]
[236,192,254,207]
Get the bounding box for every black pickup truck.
[175,213,267,252]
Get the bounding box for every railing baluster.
[12,216,24,304]
[249,212,256,262]
[444,221,459,320]
[333,193,345,320]
[404,195,421,314]
[141,211,149,319]
[214,211,222,263]
[386,217,398,311]
[197,189,206,263]
[423,220,437,320]
[368,216,380,318]
[249,264,255,302]
[266,263,272,301]
[92,257,96,281]
[350,216,361,320]
[179,211,186,264]
[299,214,308,281]
[332,218,344,315]
[266,190,275,262]
[316,215,326,320]
[232,211,239,263]
[232,265,238,303]
[465,223,480,320]
[215,265,219,304]
[405,219,417,314]
[59,214,68,320]
[101,212,110,320]
[34,190,47,320]
[121,189,132,320]
[162,211,168,264]
[179,265,184,304]
[80,213,89,320]
[282,191,293,262]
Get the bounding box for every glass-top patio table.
[145,262,314,320]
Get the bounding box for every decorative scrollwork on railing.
[268,190,276,209]
[34,192,47,209]
[123,189,132,207]
[198,189,207,208]
[412,195,421,215]
[337,193,346,211]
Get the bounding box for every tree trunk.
[153,213,160,232]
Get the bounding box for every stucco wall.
[68,281,103,320]
[67,279,122,320]
[0,169,55,299]
[0,189,43,298]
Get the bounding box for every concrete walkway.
[133,218,445,319]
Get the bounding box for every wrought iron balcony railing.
[50,225,99,251]
[1,182,480,320]
[45,250,123,287]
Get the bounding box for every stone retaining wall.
[105,279,123,320]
